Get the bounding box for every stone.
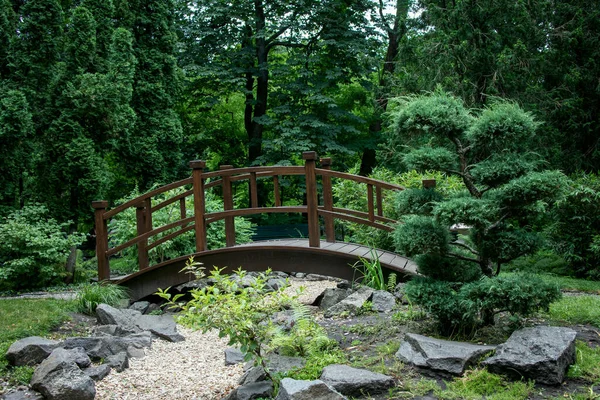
[92,324,137,337]
[267,278,287,291]
[225,347,245,366]
[266,354,306,374]
[135,314,185,342]
[63,347,92,368]
[63,331,152,360]
[271,310,296,331]
[30,348,96,400]
[83,364,111,381]
[225,381,273,400]
[370,290,396,313]
[276,378,347,400]
[129,301,150,314]
[96,304,142,329]
[336,281,352,289]
[396,333,495,376]
[482,326,577,385]
[318,288,350,310]
[324,287,374,317]
[105,351,129,372]
[238,366,267,385]
[5,337,61,367]
[320,365,394,397]
[393,282,409,304]
[175,279,209,292]
[1,388,44,400]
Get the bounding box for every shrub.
[0,205,85,291]
[75,282,130,315]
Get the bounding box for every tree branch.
[449,241,479,255]
[485,213,509,234]
[447,252,479,263]
[378,0,394,34]
[266,41,306,51]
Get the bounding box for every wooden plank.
[349,246,372,258]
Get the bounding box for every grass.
[544,295,600,327]
[0,298,76,385]
[568,341,600,384]
[435,368,534,400]
[75,282,130,315]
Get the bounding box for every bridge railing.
[92,151,404,281]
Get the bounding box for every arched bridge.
[92,152,417,300]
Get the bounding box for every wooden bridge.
[92,152,417,300]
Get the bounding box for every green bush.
[109,187,254,273]
[75,282,130,315]
[405,274,561,335]
[0,205,85,291]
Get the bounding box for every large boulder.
[324,287,374,317]
[96,304,142,329]
[318,288,351,310]
[5,337,61,366]
[482,326,577,385]
[30,348,96,400]
[275,378,347,400]
[135,314,185,342]
[320,365,394,396]
[396,333,495,376]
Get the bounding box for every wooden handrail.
[92,153,404,279]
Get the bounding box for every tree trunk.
[360,0,408,176]
[249,0,268,165]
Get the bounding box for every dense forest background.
[0,0,599,286]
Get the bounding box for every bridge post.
[92,201,110,281]
[190,160,207,252]
[320,157,335,243]
[303,151,320,248]
[220,165,236,247]
[136,202,149,270]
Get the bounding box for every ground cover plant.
[75,282,129,315]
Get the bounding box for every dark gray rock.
[396,333,495,375]
[482,326,577,385]
[336,281,351,290]
[238,366,267,385]
[105,352,129,372]
[92,324,137,337]
[135,314,185,342]
[371,290,396,313]
[63,331,152,360]
[271,310,296,331]
[96,304,142,329]
[5,337,61,367]
[318,288,350,310]
[267,278,287,291]
[324,287,374,317]
[83,364,111,381]
[320,364,394,397]
[1,388,44,400]
[275,378,347,400]
[30,348,96,400]
[392,282,408,304]
[64,347,92,368]
[129,301,150,314]
[225,381,274,400]
[266,354,306,374]
[225,347,244,366]
[175,279,209,292]
[145,303,161,315]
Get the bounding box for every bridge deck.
[116,239,417,301]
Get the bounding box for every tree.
[178,0,376,166]
[386,91,564,332]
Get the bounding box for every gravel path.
[95,277,339,400]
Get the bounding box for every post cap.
[302,151,318,160]
[189,160,206,169]
[320,157,332,167]
[91,200,108,209]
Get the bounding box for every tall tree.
[178,0,376,165]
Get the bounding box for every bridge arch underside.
[116,241,417,301]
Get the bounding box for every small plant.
[76,282,130,315]
[437,368,534,399]
[351,249,397,292]
[568,341,600,383]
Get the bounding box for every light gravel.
[95,277,339,400]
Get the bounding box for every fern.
[387,273,397,292]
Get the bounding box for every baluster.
[92,201,110,281]
[303,151,320,248]
[136,202,149,270]
[320,157,335,242]
[367,184,375,222]
[250,172,258,208]
[190,160,207,252]
[221,165,236,247]
[273,175,281,207]
[376,186,383,217]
